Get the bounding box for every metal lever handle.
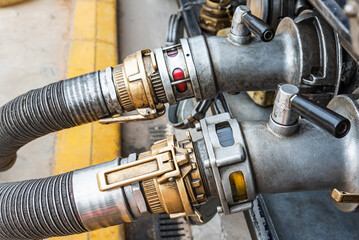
[290,95,351,138]
[242,12,274,42]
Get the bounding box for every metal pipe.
[205,36,288,92]
[154,11,341,106]
[72,158,144,230]
[241,120,349,194]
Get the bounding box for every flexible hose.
[0,171,87,239]
[0,71,120,171]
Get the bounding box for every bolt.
[168,177,175,182]
[344,3,357,18]
[204,161,211,169]
[195,123,202,132]
[217,206,223,213]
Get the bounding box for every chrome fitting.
[198,113,256,214]
[99,50,166,124]
[268,84,299,136]
[154,37,215,105]
[99,67,123,114]
[229,5,251,45]
[73,159,139,230]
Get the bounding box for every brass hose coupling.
[100,50,166,124]
[199,0,232,34]
[97,132,207,221]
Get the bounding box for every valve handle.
[290,95,351,138]
[242,11,275,42]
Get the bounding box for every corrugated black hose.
[0,70,121,171]
[0,171,87,239]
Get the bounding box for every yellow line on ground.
[52,0,123,239]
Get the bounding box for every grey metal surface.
[229,6,251,45]
[63,70,119,124]
[222,89,359,239]
[73,159,139,230]
[187,35,217,100]
[154,10,341,112]
[224,92,273,121]
[204,11,340,97]
[101,67,123,114]
[262,191,359,240]
[181,38,202,102]
[242,119,349,194]
[271,84,299,126]
[247,0,297,29]
[308,0,357,59]
[155,47,177,105]
[121,153,149,218]
[199,113,256,215]
[269,84,300,136]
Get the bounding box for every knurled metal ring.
[142,179,165,214]
[113,64,136,111]
[150,71,167,103]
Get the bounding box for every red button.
[172,68,187,92]
[167,50,178,57]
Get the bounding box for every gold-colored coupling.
[199,0,232,34]
[97,132,207,220]
[331,189,359,203]
[100,50,166,124]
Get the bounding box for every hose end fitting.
[100,50,166,124]
[96,132,207,222]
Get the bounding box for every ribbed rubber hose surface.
[0,71,111,170]
[0,172,87,239]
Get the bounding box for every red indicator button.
[172,68,187,92]
[173,68,184,80]
[167,50,178,57]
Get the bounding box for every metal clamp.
[97,143,185,191]
[98,49,167,124]
[99,107,165,124]
[199,113,256,214]
[97,134,207,220]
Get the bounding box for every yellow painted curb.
[52,0,123,239]
[0,0,28,7]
